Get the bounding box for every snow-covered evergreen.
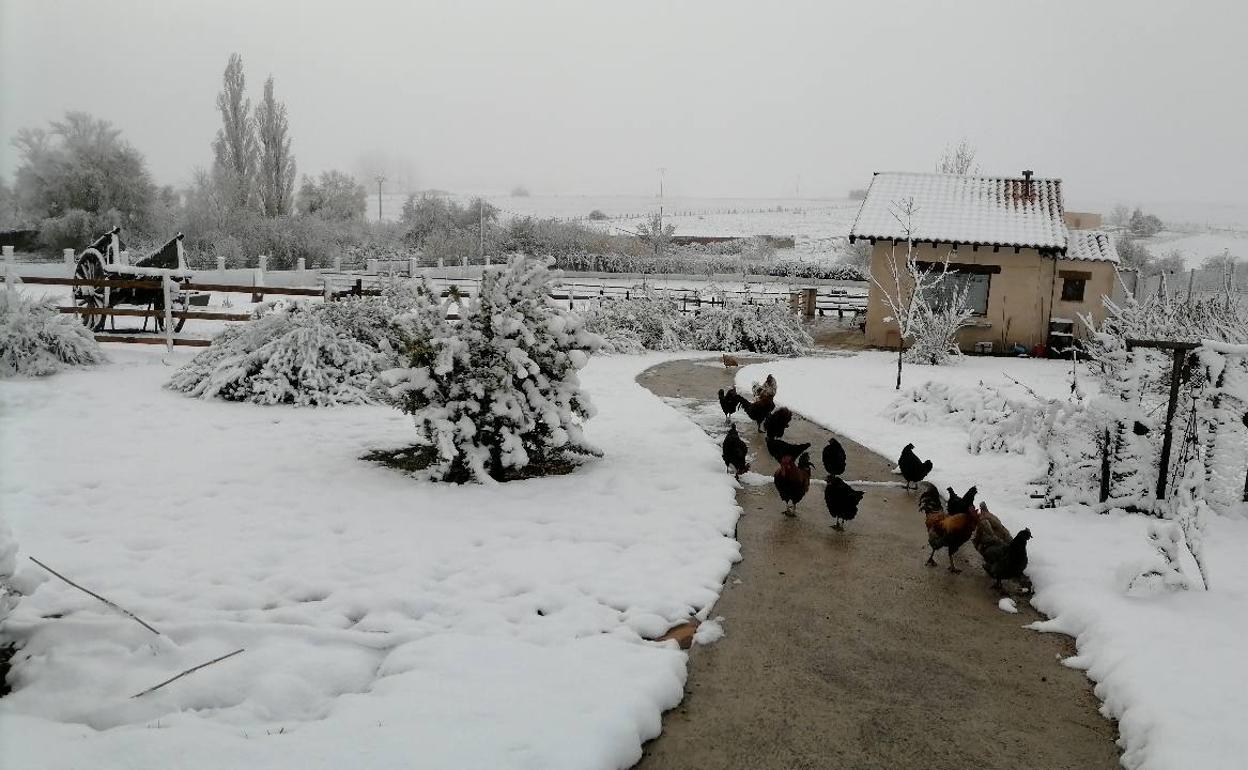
[0,290,106,378]
[0,506,18,625]
[580,289,688,353]
[381,256,601,483]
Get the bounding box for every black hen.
[721,425,749,478]
[717,387,740,420]
[982,529,1032,591]
[764,407,793,438]
[946,486,978,515]
[824,476,864,531]
[736,393,775,432]
[766,435,812,464]
[821,437,846,477]
[898,443,933,489]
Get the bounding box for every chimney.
[1021,169,1034,200]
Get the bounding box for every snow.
[692,618,725,646]
[1066,229,1120,264]
[850,172,1068,250]
[1142,229,1246,271]
[0,348,741,770]
[737,352,1248,770]
[997,597,1019,614]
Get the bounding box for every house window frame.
[1060,270,1090,303]
[915,261,996,317]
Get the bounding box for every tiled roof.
[849,171,1068,251]
[1065,229,1119,264]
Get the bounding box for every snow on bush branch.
[0,290,106,377]
[382,256,601,483]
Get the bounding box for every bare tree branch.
[29,556,163,637]
[130,648,246,699]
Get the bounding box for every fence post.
[437,256,445,269]
[485,254,491,267]
[3,245,13,291]
[409,257,418,277]
[63,248,75,267]
[296,257,306,272]
[333,254,342,272]
[366,258,378,274]
[162,273,174,352]
[216,255,226,272]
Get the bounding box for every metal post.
[478,198,485,265]
[376,176,385,222]
[3,245,14,291]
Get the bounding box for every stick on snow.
[130,648,245,699]
[29,556,163,637]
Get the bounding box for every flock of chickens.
[716,374,1032,594]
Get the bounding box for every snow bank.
[738,352,1248,770]
[0,349,741,769]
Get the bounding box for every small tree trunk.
[896,342,903,390]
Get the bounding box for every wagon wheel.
[150,294,187,334]
[73,249,107,331]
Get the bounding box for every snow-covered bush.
[687,303,812,355]
[581,290,688,353]
[0,507,19,625]
[0,290,106,377]
[902,301,973,366]
[381,256,601,483]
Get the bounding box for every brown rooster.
[752,373,778,401]
[918,482,979,573]
[773,451,813,517]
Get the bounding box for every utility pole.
[656,167,667,255]
[375,175,385,221]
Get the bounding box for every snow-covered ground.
[737,352,1248,770]
[1142,229,1246,271]
[0,348,742,769]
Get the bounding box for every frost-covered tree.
[297,171,367,221]
[255,75,296,218]
[1128,208,1163,238]
[382,256,601,483]
[0,505,18,626]
[212,53,258,211]
[870,198,972,388]
[636,212,675,255]
[1,290,107,377]
[937,139,978,175]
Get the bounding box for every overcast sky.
[1,0,1245,209]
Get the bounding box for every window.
[925,272,990,316]
[1061,276,1087,302]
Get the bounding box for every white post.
[217,255,226,272]
[296,257,306,272]
[63,248,75,266]
[408,257,418,277]
[438,256,444,269]
[333,254,342,272]
[257,254,268,275]
[366,258,379,274]
[3,245,14,291]
[162,273,174,352]
[485,253,492,267]
[461,252,468,269]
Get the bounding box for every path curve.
[633,357,1119,770]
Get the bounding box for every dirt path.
[633,357,1119,770]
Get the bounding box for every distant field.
[1144,229,1247,270]
[369,192,862,261]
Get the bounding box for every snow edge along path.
[0,348,742,770]
[737,352,1248,770]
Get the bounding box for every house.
[850,170,1122,354]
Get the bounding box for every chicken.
[752,374,778,401]
[763,407,793,438]
[736,392,775,432]
[945,486,978,515]
[821,437,846,477]
[973,502,1032,591]
[773,452,813,516]
[918,481,979,573]
[898,443,933,489]
[721,424,750,478]
[717,387,740,420]
[823,475,864,531]
[766,435,812,464]
[722,354,739,368]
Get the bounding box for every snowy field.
[0,348,742,770]
[737,353,1248,770]
[1142,229,1247,271]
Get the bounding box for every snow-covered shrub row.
[581,292,812,356]
[382,256,601,483]
[687,303,812,356]
[552,251,867,281]
[0,506,19,626]
[0,290,106,378]
[167,282,425,406]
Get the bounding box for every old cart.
[72,228,206,332]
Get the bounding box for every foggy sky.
[1,0,1245,209]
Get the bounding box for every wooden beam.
[1125,338,1201,352]
[58,307,252,321]
[94,335,212,347]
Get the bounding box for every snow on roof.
[1065,229,1119,264]
[849,171,1067,251]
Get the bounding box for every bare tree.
[255,76,296,218]
[870,198,972,389]
[212,53,258,211]
[937,139,979,175]
[636,211,675,255]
